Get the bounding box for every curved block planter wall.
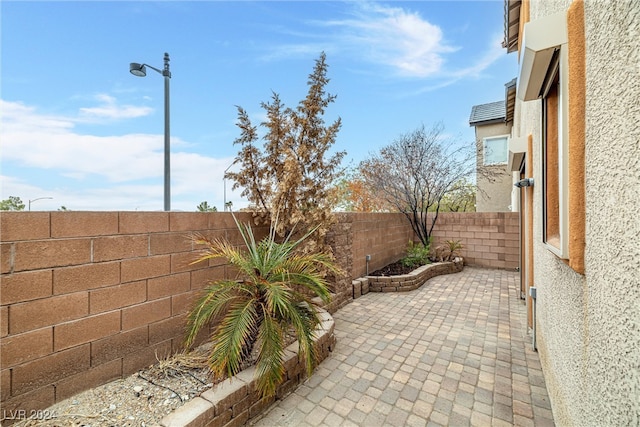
[158,308,335,427]
[353,258,464,295]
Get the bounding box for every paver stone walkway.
[251,267,555,427]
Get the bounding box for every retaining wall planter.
[157,308,335,427]
[352,257,464,296]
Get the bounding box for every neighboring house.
[469,97,513,212]
[503,0,639,425]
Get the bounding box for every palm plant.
[442,239,463,262]
[185,216,338,397]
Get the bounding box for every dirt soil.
[369,260,421,276]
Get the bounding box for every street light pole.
[28,197,53,211]
[130,53,172,211]
[162,53,171,212]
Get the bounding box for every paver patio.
[251,267,555,426]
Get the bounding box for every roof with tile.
[469,100,506,126]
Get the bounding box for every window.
[541,48,569,259]
[517,6,586,270]
[542,58,560,249]
[483,136,508,165]
[517,10,570,259]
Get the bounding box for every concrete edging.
[352,257,464,295]
[157,308,335,427]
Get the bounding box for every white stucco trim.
[518,11,568,101]
[508,136,527,171]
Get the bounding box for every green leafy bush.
[400,240,431,269]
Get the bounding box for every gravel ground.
[11,345,214,427]
[11,334,297,427]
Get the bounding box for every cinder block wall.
[428,212,519,270]
[346,212,519,279]
[0,210,518,416]
[348,212,416,278]
[0,211,270,416]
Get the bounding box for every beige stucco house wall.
[474,122,513,212]
[506,0,640,425]
[470,102,514,212]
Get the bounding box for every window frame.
[482,135,509,166]
[541,47,570,259]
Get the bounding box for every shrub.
[440,239,463,262]
[185,216,340,397]
[401,240,431,269]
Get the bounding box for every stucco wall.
[582,1,640,424]
[475,121,513,212]
[515,1,640,425]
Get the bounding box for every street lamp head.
[129,62,147,77]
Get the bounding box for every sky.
[1,0,517,212]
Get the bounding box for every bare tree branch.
[360,123,484,247]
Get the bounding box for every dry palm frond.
[147,346,211,379]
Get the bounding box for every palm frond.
[276,254,338,303]
[284,302,320,376]
[209,298,260,380]
[186,212,338,397]
[255,309,285,397]
[192,232,264,282]
[184,282,243,347]
[190,235,235,265]
[262,281,295,319]
[286,273,332,304]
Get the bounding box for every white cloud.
[1,101,74,133]
[262,2,503,84]
[79,93,153,121]
[324,2,457,78]
[0,99,247,211]
[261,2,457,78]
[408,34,507,96]
[1,103,164,182]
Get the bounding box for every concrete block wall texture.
[324,215,353,312]
[347,211,519,279]
[0,211,269,417]
[428,212,519,271]
[0,210,518,417]
[347,212,416,279]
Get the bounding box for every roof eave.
[503,0,522,53]
[505,78,517,123]
[470,117,507,127]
